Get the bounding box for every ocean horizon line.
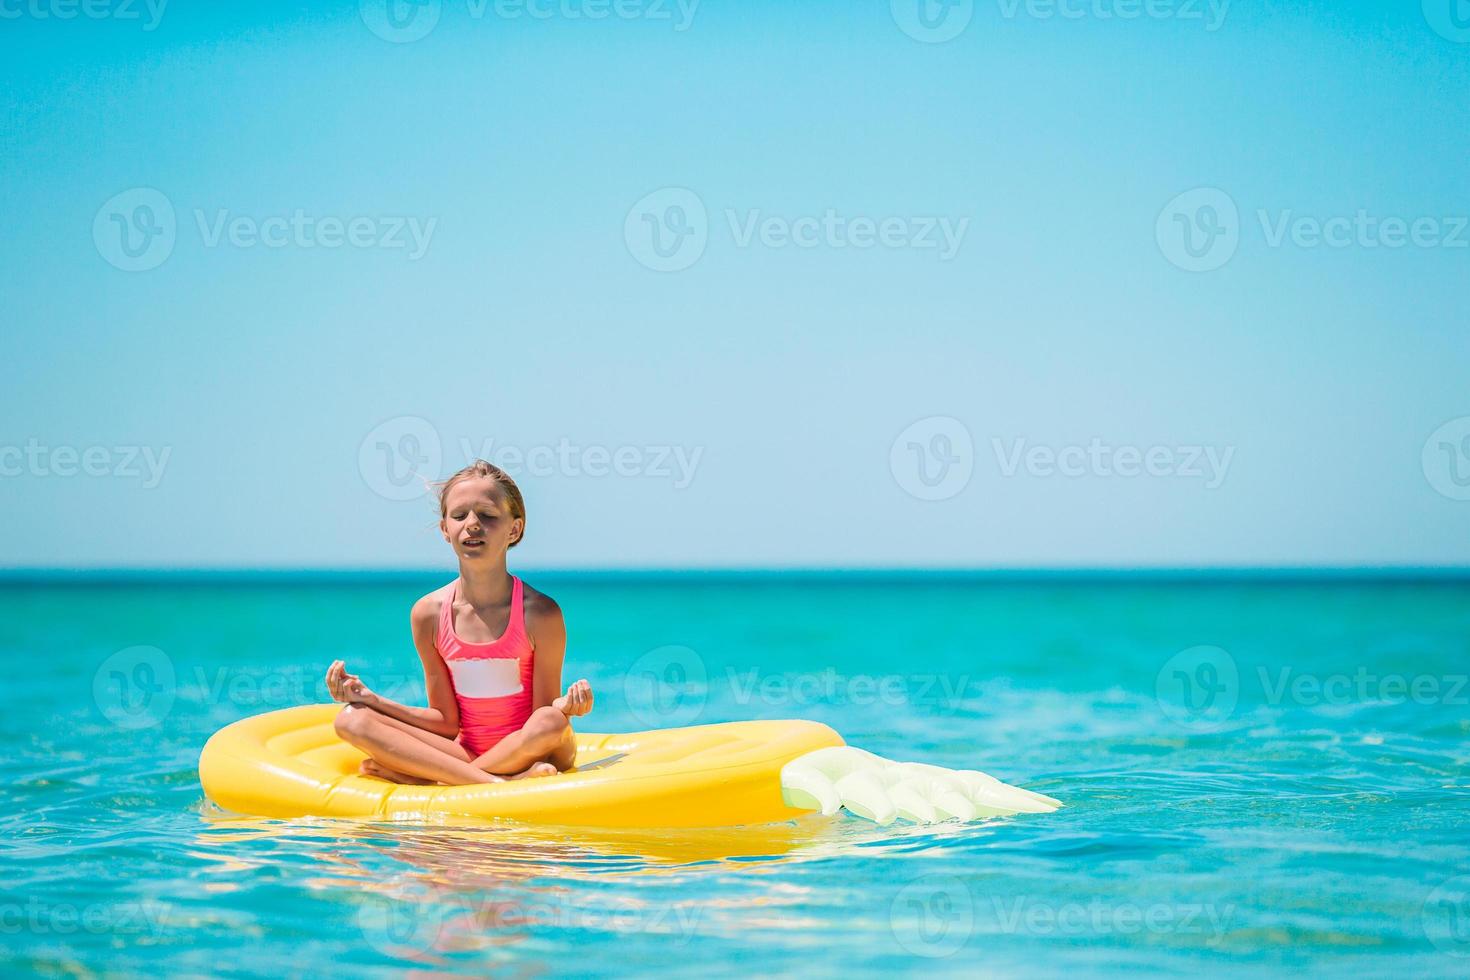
[3,565,1469,584]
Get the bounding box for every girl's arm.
[528,591,592,717]
[326,595,461,738]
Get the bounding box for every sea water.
[2,572,1467,976]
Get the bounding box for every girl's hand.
[326,660,376,705]
[553,678,593,718]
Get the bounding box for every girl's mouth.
[462,538,484,549]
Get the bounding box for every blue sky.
[2,1,1467,569]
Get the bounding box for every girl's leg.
[359,759,434,785]
[469,706,579,776]
[334,704,498,785]
[346,706,475,761]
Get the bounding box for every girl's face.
[440,477,522,561]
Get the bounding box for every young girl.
[325,460,593,784]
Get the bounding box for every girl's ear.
[511,519,524,545]
[439,518,450,542]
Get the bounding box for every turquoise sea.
[3,572,1468,977]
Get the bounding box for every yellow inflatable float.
[199,704,1061,829]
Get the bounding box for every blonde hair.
[434,460,526,548]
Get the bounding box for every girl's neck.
[457,561,513,607]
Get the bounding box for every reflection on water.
[188,803,1011,962]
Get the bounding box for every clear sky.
[2,1,1467,569]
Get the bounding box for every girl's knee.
[335,704,378,741]
[528,706,569,739]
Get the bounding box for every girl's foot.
[359,759,436,785]
[504,762,558,780]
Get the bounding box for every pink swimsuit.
[436,576,535,757]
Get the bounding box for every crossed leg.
[334,704,576,785]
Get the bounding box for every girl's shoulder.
[519,579,562,619]
[519,579,564,635]
[410,583,454,631]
